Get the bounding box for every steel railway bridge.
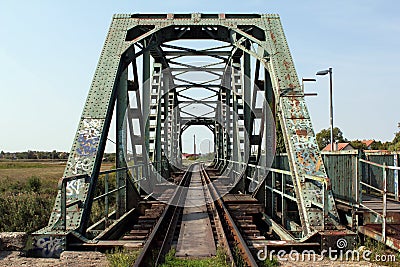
[29,13,400,265]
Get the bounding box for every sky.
[0,0,399,152]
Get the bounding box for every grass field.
[0,160,114,233]
[0,161,65,194]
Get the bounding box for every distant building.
[182,153,200,159]
[322,143,355,151]
[361,140,375,149]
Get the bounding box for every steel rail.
[199,164,259,267]
[133,164,194,267]
[198,164,236,266]
[134,163,258,266]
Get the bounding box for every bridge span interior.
[29,13,400,264]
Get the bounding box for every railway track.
[132,163,260,266]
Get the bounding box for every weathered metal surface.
[319,230,357,252]
[359,224,400,252]
[321,151,359,204]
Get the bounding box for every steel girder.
[33,13,343,257]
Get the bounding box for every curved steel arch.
[32,13,345,257]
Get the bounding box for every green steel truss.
[32,13,343,257]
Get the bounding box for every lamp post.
[316,67,334,151]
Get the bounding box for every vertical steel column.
[142,47,151,181]
[163,74,170,166]
[215,94,223,167]
[116,68,128,218]
[154,68,164,178]
[243,50,251,192]
[265,69,279,217]
[225,79,231,165]
[232,63,240,164]
[225,75,232,174]
[174,96,182,166]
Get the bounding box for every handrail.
[358,159,390,242]
[57,160,166,231]
[225,159,328,184]
[359,158,400,170]
[360,181,383,194]
[224,159,329,222]
[221,156,398,244]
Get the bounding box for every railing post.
[136,166,140,190]
[394,154,399,201]
[382,163,387,243]
[355,153,360,205]
[104,173,109,226]
[281,172,286,227]
[271,171,275,217]
[354,152,361,230]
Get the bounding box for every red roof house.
[322,143,355,151]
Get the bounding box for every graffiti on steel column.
[34,236,62,257]
[67,118,101,175]
[66,178,84,196]
[67,157,92,176]
[76,119,101,157]
[66,119,102,196]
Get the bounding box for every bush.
[26,176,42,192]
[0,192,54,233]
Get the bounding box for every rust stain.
[283,60,291,70]
[270,32,276,43]
[315,158,322,172]
[326,177,332,190]
[296,129,307,136]
[297,152,305,165]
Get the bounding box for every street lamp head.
[316,69,329,76]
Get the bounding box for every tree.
[316,127,347,150]
[350,140,367,150]
[370,141,389,150]
[52,150,59,160]
[389,124,400,151]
